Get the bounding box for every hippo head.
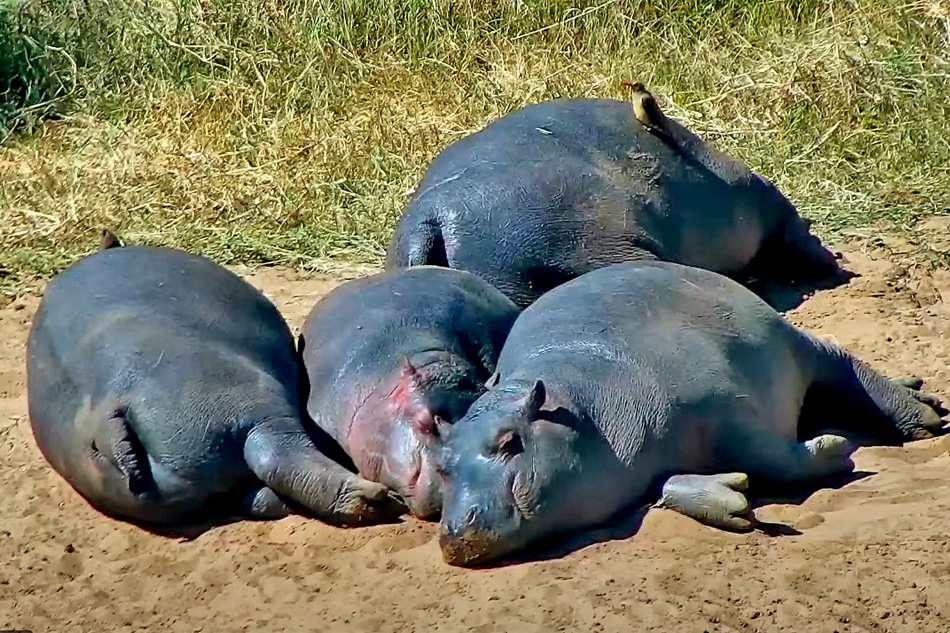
[349,354,486,520]
[437,377,586,566]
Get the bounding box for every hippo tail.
[45,399,157,523]
[385,219,448,270]
[84,403,151,496]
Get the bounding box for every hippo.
[27,242,401,527]
[437,260,946,566]
[385,95,845,308]
[299,266,520,519]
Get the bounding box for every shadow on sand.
[119,418,407,541]
[126,492,408,541]
[471,468,876,569]
[747,270,857,313]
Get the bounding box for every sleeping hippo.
[27,242,401,527]
[299,266,519,519]
[386,96,845,308]
[437,260,945,566]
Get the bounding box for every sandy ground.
[3,242,950,633]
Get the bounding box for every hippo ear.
[517,379,546,417]
[484,371,501,390]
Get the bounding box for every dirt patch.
[2,246,950,632]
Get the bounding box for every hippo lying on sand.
[437,261,945,566]
[386,95,845,308]
[299,266,519,519]
[27,242,400,526]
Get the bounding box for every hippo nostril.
[440,507,480,540]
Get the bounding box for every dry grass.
[1,0,949,300]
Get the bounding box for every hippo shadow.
[746,469,875,537]
[479,504,651,568]
[475,468,875,569]
[744,270,857,313]
[128,511,246,541]
[120,422,383,541]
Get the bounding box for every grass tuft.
[1,0,949,300]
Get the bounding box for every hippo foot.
[895,376,925,390]
[241,486,291,520]
[891,377,947,439]
[655,473,755,531]
[803,434,854,477]
[244,422,408,527]
[331,476,407,527]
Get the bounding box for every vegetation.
[1,0,949,299]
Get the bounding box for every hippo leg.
[771,216,845,283]
[745,217,846,301]
[734,427,855,482]
[656,472,755,531]
[239,485,291,520]
[658,433,854,531]
[243,418,406,526]
[799,434,855,477]
[809,339,947,441]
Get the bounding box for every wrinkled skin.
[438,261,946,566]
[299,266,520,519]
[386,98,845,309]
[27,244,402,527]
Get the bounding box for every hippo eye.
[494,430,524,458]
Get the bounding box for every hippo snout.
[438,503,517,566]
[438,523,499,567]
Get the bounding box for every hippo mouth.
[401,457,445,521]
[439,529,503,567]
[439,481,524,566]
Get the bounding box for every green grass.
[1,0,949,300]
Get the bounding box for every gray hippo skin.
[385,97,844,308]
[27,244,400,527]
[437,261,945,566]
[299,266,520,519]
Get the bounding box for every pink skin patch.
[343,359,444,518]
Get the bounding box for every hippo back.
[495,261,805,454]
[301,266,519,427]
[387,98,788,307]
[35,246,295,368]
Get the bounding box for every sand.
[2,244,950,633]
